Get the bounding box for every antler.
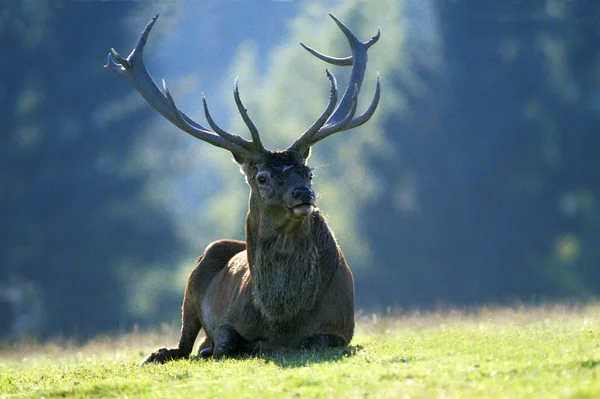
[289,14,381,155]
[104,14,265,160]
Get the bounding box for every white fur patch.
[292,204,314,217]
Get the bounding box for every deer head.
[105,14,380,231]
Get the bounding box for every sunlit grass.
[1,304,599,398]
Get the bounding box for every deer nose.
[292,185,314,203]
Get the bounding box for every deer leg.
[213,324,245,359]
[141,294,201,366]
[300,333,347,350]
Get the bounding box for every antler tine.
[233,78,265,152]
[289,69,338,152]
[201,94,254,151]
[201,78,264,152]
[309,73,381,146]
[289,14,381,154]
[104,14,256,159]
[299,43,353,66]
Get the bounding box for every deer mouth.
[290,202,315,217]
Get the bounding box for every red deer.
[105,14,380,363]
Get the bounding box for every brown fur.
[142,150,354,363]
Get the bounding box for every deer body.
[158,152,354,361]
[199,213,353,354]
[105,14,380,363]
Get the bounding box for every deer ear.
[232,152,251,165]
[301,147,312,162]
[232,153,254,180]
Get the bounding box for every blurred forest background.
[2,0,599,339]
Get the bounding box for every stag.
[105,14,380,363]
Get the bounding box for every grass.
[1,304,599,398]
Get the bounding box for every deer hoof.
[300,335,328,350]
[199,347,213,358]
[140,347,173,366]
[213,346,227,360]
[300,334,346,350]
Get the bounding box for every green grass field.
[1,304,598,398]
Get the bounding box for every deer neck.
[245,210,321,323]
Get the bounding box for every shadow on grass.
[189,345,363,368]
[260,344,363,368]
[580,359,600,369]
[187,345,363,368]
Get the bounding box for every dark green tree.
[362,0,600,306]
[0,2,183,337]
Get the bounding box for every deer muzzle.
[289,185,316,217]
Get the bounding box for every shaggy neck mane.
[246,212,323,324]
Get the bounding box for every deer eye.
[307,171,314,182]
[256,173,269,185]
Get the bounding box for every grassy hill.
[1,304,599,398]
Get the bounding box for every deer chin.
[290,204,315,218]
